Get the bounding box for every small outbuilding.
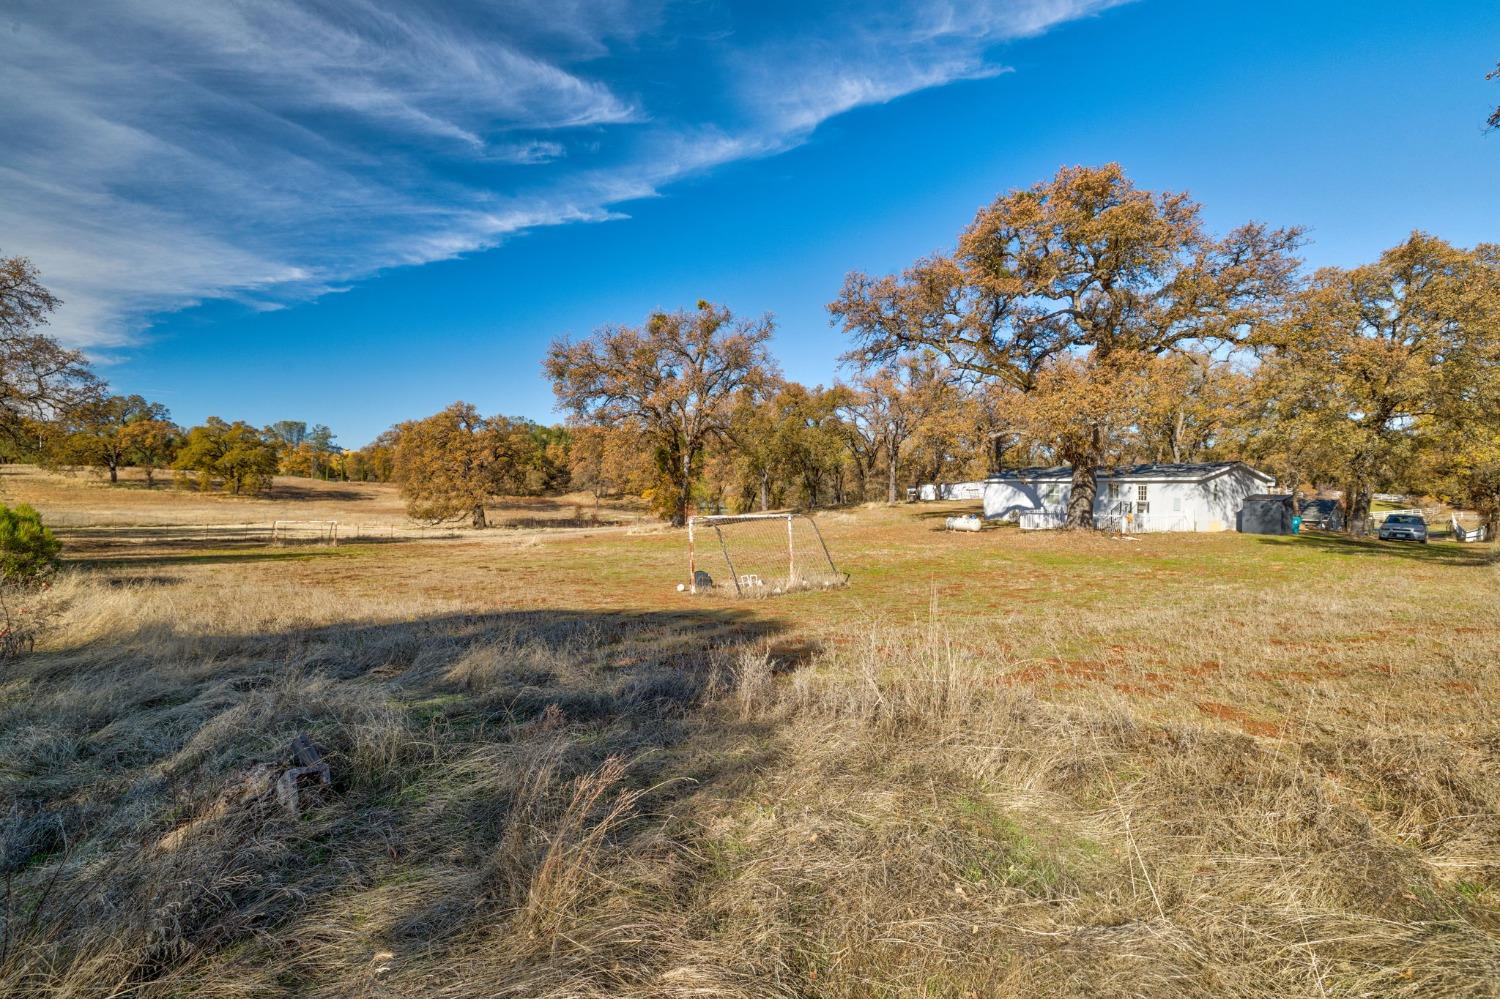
[982,461,1278,533]
[1236,494,1296,535]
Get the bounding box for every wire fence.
[51,520,468,554]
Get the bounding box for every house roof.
[986,461,1274,484]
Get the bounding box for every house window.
[1136,483,1149,515]
[1172,495,1182,513]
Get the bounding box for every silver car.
[1378,513,1428,543]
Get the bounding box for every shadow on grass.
[3,604,806,989]
[1258,531,1499,567]
[259,483,376,503]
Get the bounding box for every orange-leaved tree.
[392,403,540,527]
[567,425,653,512]
[839,354,955,503]
[1251,234,1500,531]
[118,415,182,487]
[831,164,1301,527]
[0,253,100,445]
[545,301,775,526]
[45,394,170,483]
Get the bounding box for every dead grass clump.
[0,572,772,997]
[661,628,1500,996]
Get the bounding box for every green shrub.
[0,504,61,581]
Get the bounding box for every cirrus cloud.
[0,0,1127,349]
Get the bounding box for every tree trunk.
[759,471,768,512]
[1065,463,1097,529]
[471,504,487,529]
[1344,484,1371,536]
[886,443,899,504]
[144,467,155,488]
[674,444,692,527]
[108,462,118,484]
[1483,506,1500,542]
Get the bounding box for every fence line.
[51,520,470,550]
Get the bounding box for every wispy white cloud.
[0,0,1126,349]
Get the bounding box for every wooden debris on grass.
[276,732,332,818]
[156,733,332,851]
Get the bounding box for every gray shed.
[1237,494,1295,535]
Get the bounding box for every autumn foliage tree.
[1130,353,1249,465]
[45,394,170,483]
[841,355,954,503]
[546,301,775,525]
[568,425,652,510]
[1,254,100,446]
[118,416,182,487]
[175,418,280,494]
[1251,234,1500,531]
[392,403,540,527]
[713,382,855,511]
[833,164,1301,527]
[339,430,398,483]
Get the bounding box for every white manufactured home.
[982,462,1277,532]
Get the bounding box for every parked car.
[1377,513,1428,543]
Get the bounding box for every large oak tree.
[1,254,99,446]
[392,403,540,527]
[46,394,170,483]
[174,418,279,495]
[545,301,775,525]
[1252,234,1500,531]
[831,164,1301,526]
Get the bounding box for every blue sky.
[3,0,1496,446]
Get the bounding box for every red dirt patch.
[1059,658,1109,681]
[1007,665,1049,684]
[1196,701,1280,738]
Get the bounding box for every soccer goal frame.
[687,512,848,596]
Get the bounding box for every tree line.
[543,166,1500,535]
[4,163,1499,535]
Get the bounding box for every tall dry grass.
[2,561,1498,997]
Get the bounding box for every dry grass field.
[3,471,1499,997]
[1,466,649,530]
